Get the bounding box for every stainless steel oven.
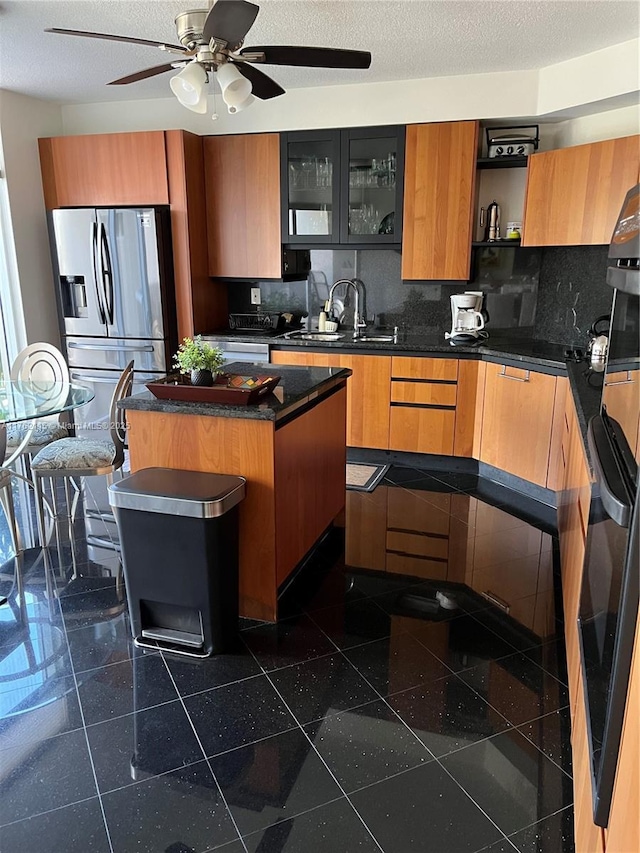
[579,184,640,827]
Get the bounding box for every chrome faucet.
[327,278,367,340]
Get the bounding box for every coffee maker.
[445,292,488,345]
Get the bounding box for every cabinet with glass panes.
[281,126,404,246]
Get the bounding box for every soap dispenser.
[318,305,327,332]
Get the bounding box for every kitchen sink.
[295,332,344,341]
[357,335,395,342]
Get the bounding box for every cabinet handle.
[481,590,511,613]
[605,371,634,386]
[498,365,530,382]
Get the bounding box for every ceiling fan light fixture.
[227,93,255,114]
[217,62,253,110]
[170,61,208,113]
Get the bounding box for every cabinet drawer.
[389,407,455,455]
[391,357,458,381]
[391,381,457,407]
[386,530,449,560]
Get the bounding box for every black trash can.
[108,467,246,657]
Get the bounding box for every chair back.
[109,361,134,468]
[11,343,69,389]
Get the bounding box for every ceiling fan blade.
[45,28,186,52]
[203,0,259,47]
[240,46,372,69]
[233,62,285,100]
[108,63,178,85]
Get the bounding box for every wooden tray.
[146,373,281,405]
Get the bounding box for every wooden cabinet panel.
[402,121,478,280]
[603,369,640,462]
[480,364,556,487]
[271,349,391,449]
[391,380,457,407]
[204,134,281,278]
[39,132,169,208]
[165,130,227,340]
[573,673,606,853]
[387,488,451,535]
[522,135,640,247]
[454,360,485,458]
[389,406,455,455]
[391,357,458,381]
[546,377,568,491]
[606,612,640,853]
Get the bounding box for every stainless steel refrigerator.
[49,207,176,548]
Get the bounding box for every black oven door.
[580,412,639,827]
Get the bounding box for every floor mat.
[346,462,389,492]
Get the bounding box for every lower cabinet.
[480,363,558,488]
[270,350,391,449]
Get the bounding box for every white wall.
[554,103,640,148]
[0,91,63,348]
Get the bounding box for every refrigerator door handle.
[588,415,633,528]
[71,371,131,384]
[100,223,115,325]
[68,341,155,353]
[91,222,107,325]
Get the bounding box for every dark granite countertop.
[118,362,351,423]
[203,329,567,371]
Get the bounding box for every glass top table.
[0,381,94,465]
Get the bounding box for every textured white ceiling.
[0,1,637,104]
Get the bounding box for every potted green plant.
[173,336,225,387]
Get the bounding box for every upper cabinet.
[39,132,169,208]
[402,121,478,280]
[522,135,640,246]
[204,133,282,279]
[281,126,405,246]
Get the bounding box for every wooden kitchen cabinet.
[480,363,557,487]
[204,133,282,279]
[522,134,640,246]
[270,349,391,448]
[402,121,478,280]
[39,132,169,208]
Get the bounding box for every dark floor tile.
[296,567,368,613]
[344,632,451,696]
[0,797,111,853]
[184,674,296,758]
[429,471,483,492]
[211,728,342,837]
[58,581,126,632]
[308,597,392,649]
[0,727,97,825]
[477,841,519,852]
[66,614,144,674]
[383,466,441,487]
[77,649,178,725]
[350,761,503,852]
[241,798,380,853]
[164,646,262,698]
[242,614,336,672]
[102,760,239,852]
[522,639,569,686]
[517,708,573,776]
[0,673,84,746]
[404,613,518,672]
[270,653,379,724]
[86,699,204,793]
[441,729,573,836]
[458,653,569,727]
[508,805,575,853]
[387,675,511,758]
[305,698,432,792]
[56,565,122,597]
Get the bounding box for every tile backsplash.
[224,244,612,346]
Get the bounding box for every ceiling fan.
[46,0,372,115]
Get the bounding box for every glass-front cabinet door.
[340,126,404,244]
[281,130,341,244]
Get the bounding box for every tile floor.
[0,467,574,852]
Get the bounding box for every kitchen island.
[119,362,351,621]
